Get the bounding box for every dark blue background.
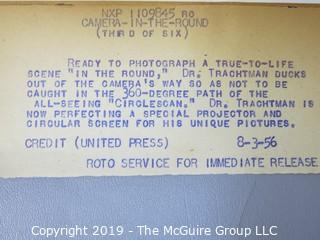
[1,175,319,239]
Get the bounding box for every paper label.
[0,4,319,177]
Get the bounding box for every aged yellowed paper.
[0,3,319,177]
